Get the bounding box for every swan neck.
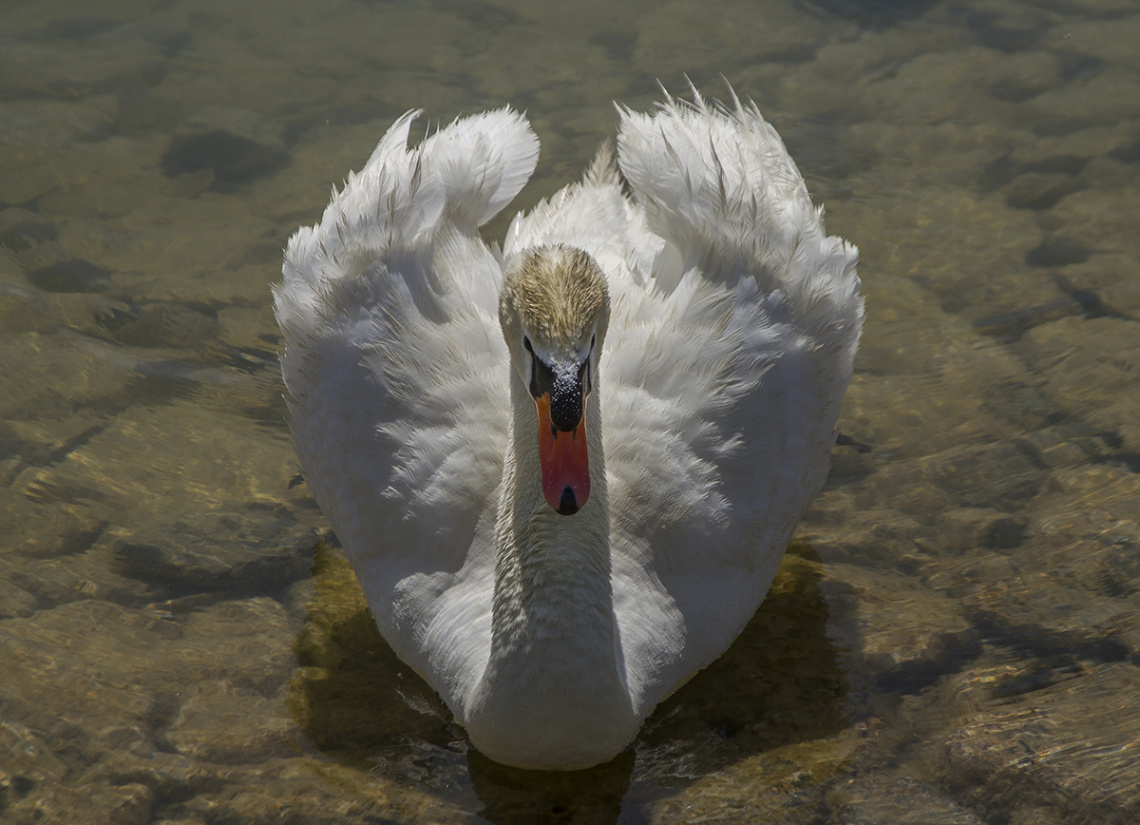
[490,373,612,649]
[463,369,634,768]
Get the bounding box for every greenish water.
[2,0,1139,822]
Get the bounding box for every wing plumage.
[276,88,862,725]
[612,90,861,712]
[275,109,539,693]
[509,88,862,713]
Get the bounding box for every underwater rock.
[115,509,315,597]
[937,508,1028,552]
[0,332,135,423]
[1002,172,1083,210]
[942,663,1140,824]
[26,258,111,293]
[823,562,981,698]
[828,776,984,825]
[95,300,222,350]
[1,546,152,608]
[161,106,288,193]
[3,780,154,825]
[0,575,37,619]
[165,680,300,765]
[634,0,829,74]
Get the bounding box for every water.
[1,0,1138,822]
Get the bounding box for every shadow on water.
[289,540,849,823]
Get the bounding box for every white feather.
[275,87,862,769]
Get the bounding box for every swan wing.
[274,109,539,700]
[604,89,864,713]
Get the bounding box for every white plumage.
[275,87,862,770]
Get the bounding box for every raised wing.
[603,89,863,712]
[274,109,539,680]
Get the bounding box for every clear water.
[1,0,1139,823]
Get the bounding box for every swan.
[274,87,862,770]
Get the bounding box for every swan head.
[499,245,610,516]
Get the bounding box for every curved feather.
[608,89,862,713]
[274,108,539,703]
[509,87,863,714]
[276,89,863,740]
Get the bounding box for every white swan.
[274,87,862,770]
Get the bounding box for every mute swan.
[274,87,862,770]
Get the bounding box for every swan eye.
[523,336,542,397]
[583,334,596,394]
[579,358,592,396]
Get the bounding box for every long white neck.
[463,366,637,769]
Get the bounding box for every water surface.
[2,0,1139,822]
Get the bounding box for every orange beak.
[535,394,590,515]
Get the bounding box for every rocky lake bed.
[1,0,1139,822]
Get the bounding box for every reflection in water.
[289,541,847,822]
[468,751,633,825]
[288,543,460,763]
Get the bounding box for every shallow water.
[2,0,1139,822]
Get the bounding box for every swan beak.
[535,394,590,516]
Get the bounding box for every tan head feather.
[500,246,609,353]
